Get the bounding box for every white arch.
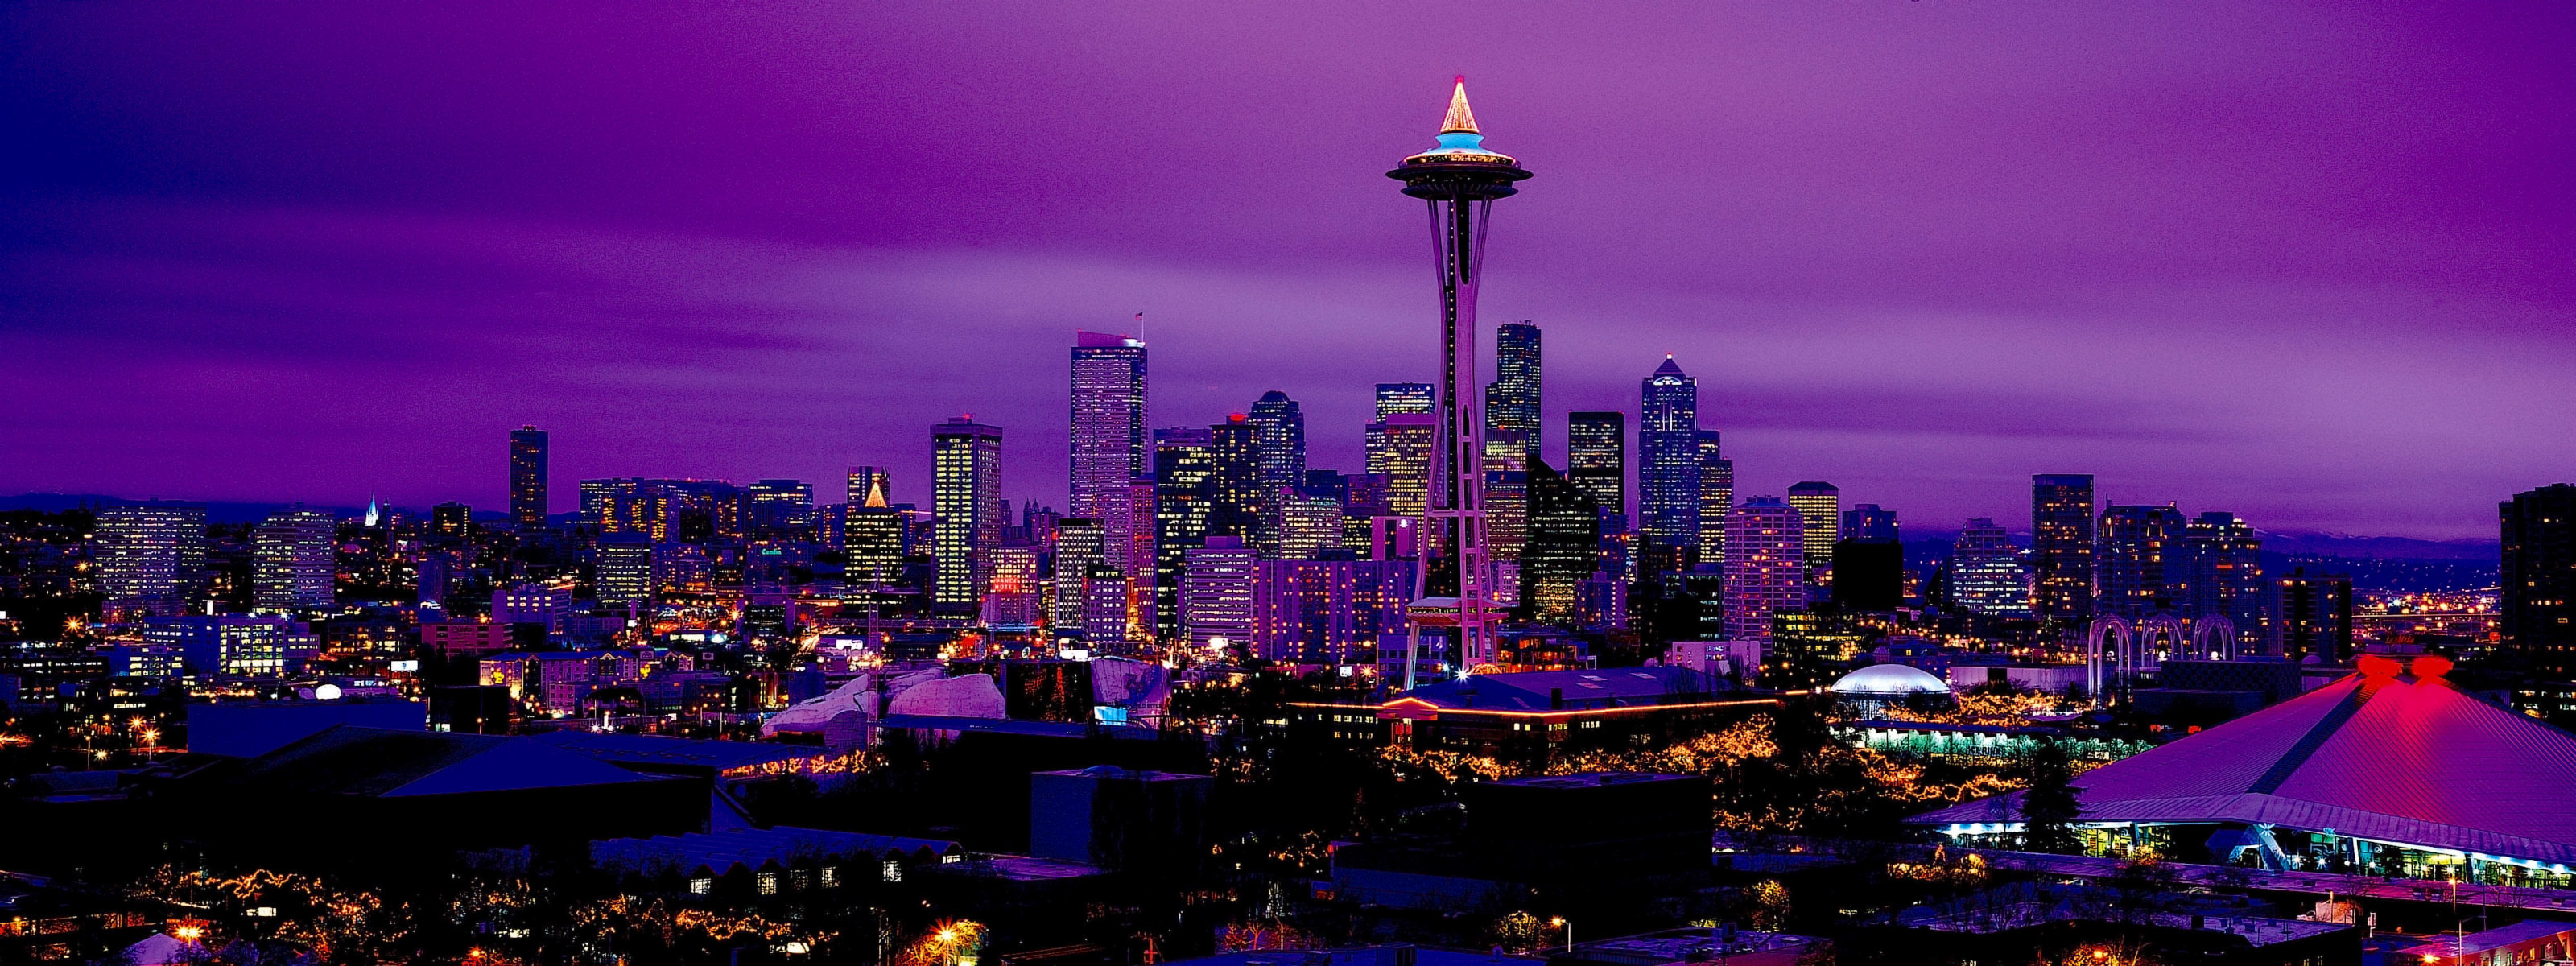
[2085,615,2136,708]
[2191,616,2238,661]
[2137,614,2190,664]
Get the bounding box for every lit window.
[882,861,903,882]
[757,871,778,895]
[688,877,712,895]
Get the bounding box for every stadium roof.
[1913,657,2576,865]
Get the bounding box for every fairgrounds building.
[1910,655,2576,889]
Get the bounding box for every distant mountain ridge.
[0,492,368,525]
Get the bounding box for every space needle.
[1389,77,1530,687]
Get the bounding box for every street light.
[1548,917,1570,952]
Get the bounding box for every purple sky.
[4,2,2570,539]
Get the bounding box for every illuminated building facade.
[1522,459,1600,625]
[143,614,312,677]
[251,506,335,613]
[1565,411,1625,518]
[931,416,1003,609]
[96,502,207,619]
[1948,518,2031,617]
[1722,497,1806,643]
[1785,481,1839,584]
[2271,566,2353,663]
[840,475,905,598]
[1251,556,1417,664]
[1071,332,1149,580]
[510,424,549,531]
[1638,356,1701,574]
[1484,321,1541,468]
[1374,382,1435,419]
[2097,504,2187,619]
[2502,484,2576,681]
[1246,390,1306,507]
[744,479,813,539]
[2030,473,2097,623]
[844,465,890,509]
[1206,415,1265,546]
[1180,536,1257,653]
[1698,432,1731,568]
[1152,426,1215,641]
[597,535,653,607]
[2182,510,2267,651]
[1365,412,1435,519]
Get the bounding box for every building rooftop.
[528,729,828,774]
[2392,918,2576,959]
[210,725,661,798]
[592,826,960,877]
[1913,657,2576,865]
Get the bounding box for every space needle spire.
[1389,76,1531,687]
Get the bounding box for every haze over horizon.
[6,2,2571,539]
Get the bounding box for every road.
[1962,848,2576,914]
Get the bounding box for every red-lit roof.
[1913,667,2576,865]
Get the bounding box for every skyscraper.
[97,502,207,618]
[745,479,814,538]
[1181,536,1257,654]
[1699,432,1732,568]
[1842,505,1899,543]
[2502,484,2576,682]
[1523,459,1600,625]
[1365,413,1435,518]
[1484,321,1541,467]
[1374,382,1436,418]
[1205,415,1265,543]
[1723,497,1806,643]
[1785,482,1840,583]
[251,506,335,613]
[1388,76,1530,677]
[2271,567,2353,663]
[510,424,549,531]
[2096,504,2186,619]
[2182,511,2266,651]
[1152,427,1216,641]
[841,474,906,598]
[931,416,1003,609]
[1948,518,2031,617]
[2031,474,2097,623]
[844,466,891,508]
[1071,331,1149,579]
[1246,390,1307,502]
[1638,356,1701,572]
[1566,411,1625,518]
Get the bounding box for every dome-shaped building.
[1830,663,1955,717]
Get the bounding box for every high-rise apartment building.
[510,425,549,531]
[1566,411,1626,519]
[1785,482,1840,582]
[2031,474,2097,623]
[1723,497,1806,643]
[931,416,1003,609]
[1365,413,1435,519]
[96,502,207,618]
[1948,518,2030,617]
[1373,382,1435,418]
[2502,484,2576,680]
[1484,321,1541,467]
[251,506,336,613]
[1071,332,1149,580]
[2271,567,2352,663]
[2182,511,2266,651]
[1250,557,1416,665]
[1483,427,1529,563]
[2097,504,2188,619]
[1638,356,1702,570]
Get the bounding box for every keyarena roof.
[1912,656,2576,865]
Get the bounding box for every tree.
[2020,737,2083,854]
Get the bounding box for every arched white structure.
[2085,615,2138,708]
[2190,616,2238,661]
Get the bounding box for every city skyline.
[5,2,2573,539]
